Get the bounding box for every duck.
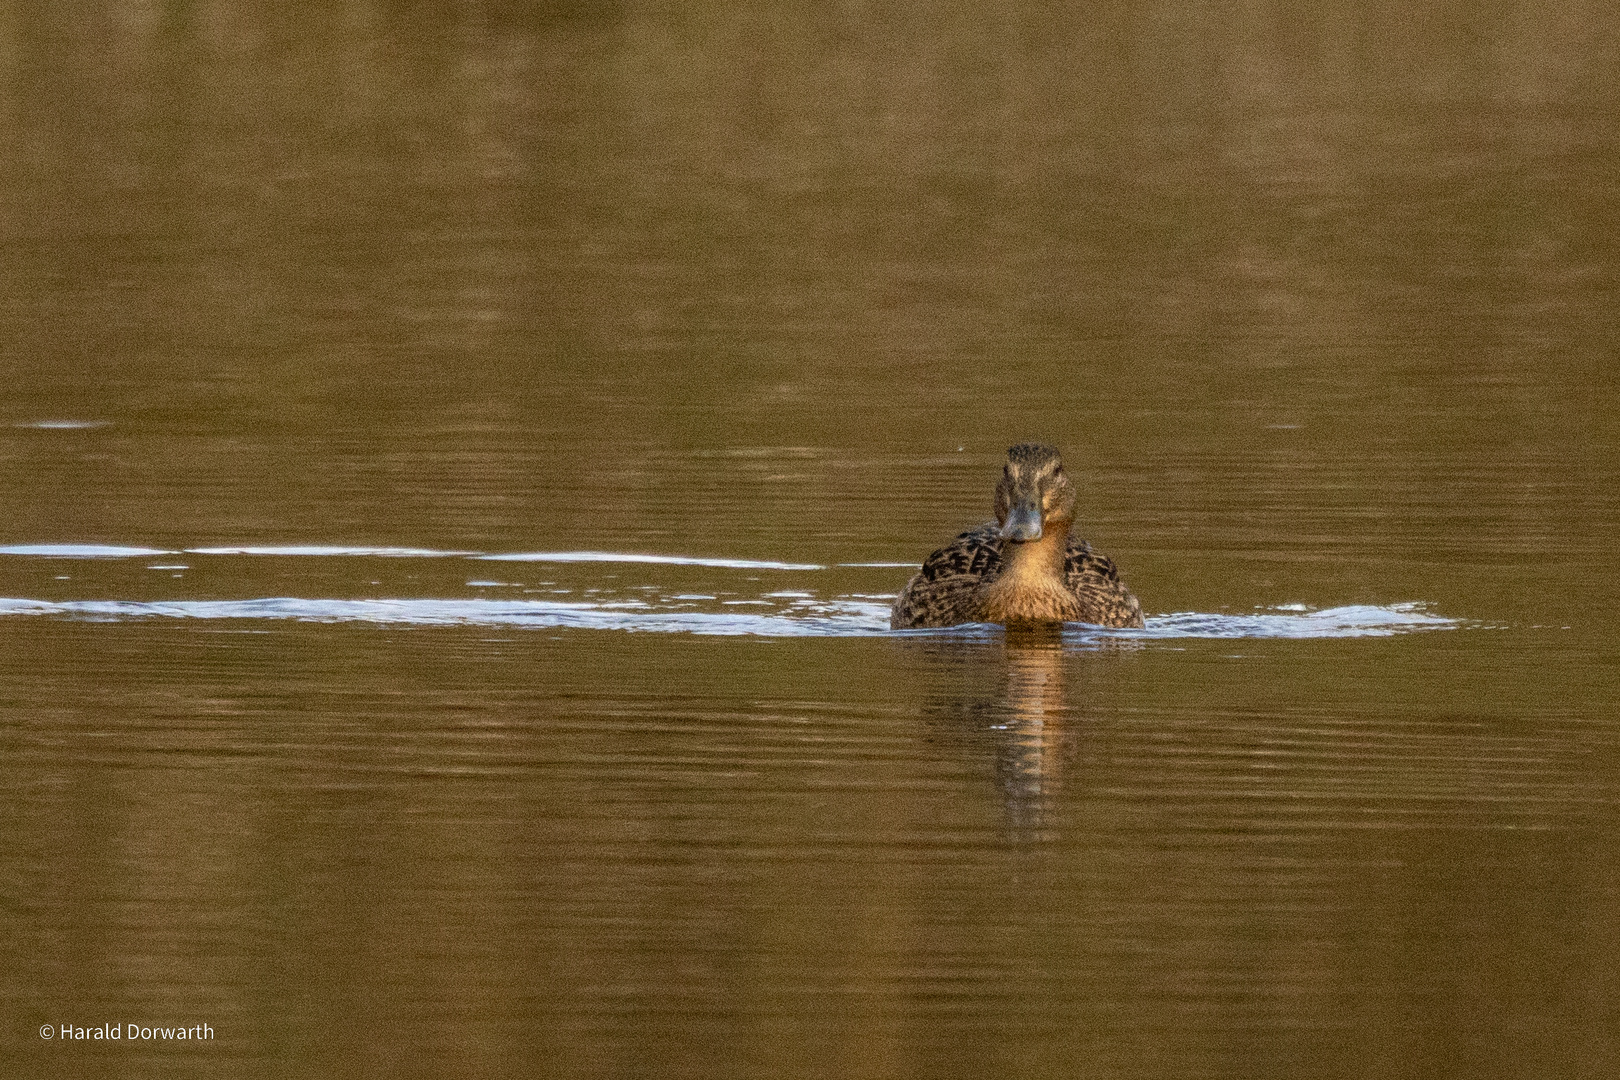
[890,443,1145,630]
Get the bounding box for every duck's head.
[994,443,1075,543]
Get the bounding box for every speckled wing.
[1064,538,1145,628]
[889,522,1003,629]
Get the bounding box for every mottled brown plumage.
[891,444,1144,630]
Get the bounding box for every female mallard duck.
[891,443,1144,630]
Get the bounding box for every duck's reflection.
[997,628,1067,828]
[910,627,1093,836]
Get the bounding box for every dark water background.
[2,2,1618,1077]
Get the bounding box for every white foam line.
[0,597,1461,640]
[475,551,824,570]
[187,546,477,558]
[1137,604,1459,639]
[2,543,829,569]
[0,544,176,558]
[13,420,111,429]
[0,597,888,637]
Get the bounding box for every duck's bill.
[1000,504,1042,542]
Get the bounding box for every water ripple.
[1139,604,1459,639]
[188,545,476,558]
[474,551,824,570]
[0,544,821,569]
[0,544,176,558]
[0,597,888,636]
[0,597,1460,639]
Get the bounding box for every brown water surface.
[2,3,1619,1077]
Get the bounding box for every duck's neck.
[1002,524,1070,579]
[979,521,1078,625]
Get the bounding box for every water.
[3,3,1619,1077]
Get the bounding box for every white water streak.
[0,544,823,569]
[474,551,824,570]
[0,597,1459,639]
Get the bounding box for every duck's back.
[889,523,1144,630]
[889,523,1002,629]
[1062,540,1144,629]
